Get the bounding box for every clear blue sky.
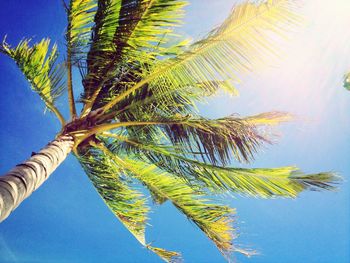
[0,1,349,262]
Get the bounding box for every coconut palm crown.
[0,0,339,262]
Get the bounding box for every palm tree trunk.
[0,135,74,222]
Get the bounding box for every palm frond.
[161,115,269,165]
[197,166,340,198]
[102,0,300,113]
[1,38,65,124]
[80,111,289,165]
[65,0,97,117]
[79,144,181,262]
[146,246,182,263]
[82,0,187,113]
[244,111,292,126]
[82,0,122,105]
[77,114,268,165]
[117,0,187,60]
[66,0,97,62]
[102,133,340,198]
[78,147,149,244]
[107,153,243,258]
[111,78,239,126]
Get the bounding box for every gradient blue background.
[0,1,349,262]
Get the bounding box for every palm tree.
[0,0,339,261]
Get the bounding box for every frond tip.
[290,171,341,192]
[147,245,182,263]
[217,167,341,198]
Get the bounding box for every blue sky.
[0,1,349,262]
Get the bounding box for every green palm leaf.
[102,132,339,198]
[79,111,291,166]
[1,38,65,124]
[79,144,181,262]
[81,0,187,113]
[102,0,301,113]
[161,116,268,164]
[79,147,149,244]
[82,0,121,105]
[78,113,270,166]
[105,152,243,258]
[66,0,97,62]
[117,0,187,59]
[146,246,182,263]
[65,0,98,117]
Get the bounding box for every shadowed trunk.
[0,135,74,222]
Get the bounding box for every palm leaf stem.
[46,100,66,126]
[81,85,103,117]
[102,132,208,163]
[66,49,77,118]
[74,120,178,145]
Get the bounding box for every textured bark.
[0,135,74,222]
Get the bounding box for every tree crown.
[0,0,339,261]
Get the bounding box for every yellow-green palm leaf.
[106,153,241,258]
[0,38,65,123]
[102,132,339,199]
[81,0,187,112]
[79,149,149,243]
[102,0,301,113]
[80,144,181,262]
[66,0,97,61]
